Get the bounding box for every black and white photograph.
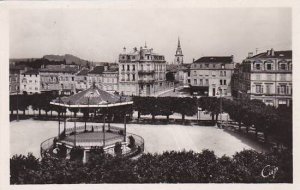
[0,0,299,189]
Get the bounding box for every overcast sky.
[9,7,291,63]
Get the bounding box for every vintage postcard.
[0,0,299,190]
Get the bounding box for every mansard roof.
[194,56,233,63]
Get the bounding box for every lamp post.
[16,89,19,122]
[218,87,222,128]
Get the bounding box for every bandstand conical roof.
[50,86,132,108]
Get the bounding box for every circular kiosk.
[40,85,144,162]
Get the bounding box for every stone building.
[232,49,292,107]
[87,66,104,89]
[118,45,167,96]
[102,66,119,93]
[189,56,234,97]
[40,64,78,95]
[9,65,26,94]
[75,68,89,93]
[20,70,40,94]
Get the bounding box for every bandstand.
[40,85,144,162]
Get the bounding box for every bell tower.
[174,37,184,64]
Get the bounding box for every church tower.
[174,37,184,64]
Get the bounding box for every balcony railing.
[138,70,155,75]
[138,79,155,84]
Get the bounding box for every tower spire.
[145,41,147,48]
[178,37,181,48]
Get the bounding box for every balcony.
[138,79,155,84]
[138,70,155,75]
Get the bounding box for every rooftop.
[194,56,233,63]
[89,66,104,74]
[249,50,292,59]
[23,70,39,75]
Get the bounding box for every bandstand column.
[73,110,76,146]
[103,111,106,147]
[124,113,127,142]
[64,111,66,132]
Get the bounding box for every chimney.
[193,58,195,63]
[133,47,137,52]
[266,50,270,56]
[123,47,126,53]
[248,52,253,58]
[270,48,275,56]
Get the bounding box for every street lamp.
[218,87,222,128]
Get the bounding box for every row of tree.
[133,96,292,148]
[10,148,292,184]
[10,94,292,148]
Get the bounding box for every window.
[224,80,227,85]
[220,71,223,76]
[127,65,130,71]
[205,79,209,85]
[126,74,130,81]
[132,74,135,81]
[200,79,203,86]
[133,65,135,71]
[194,71,197,76]
[220,80,223,85]
[267,64,272,70]
[266,84,271,94]
[224,71,226,76]
[200,64,202,68]
[72,77,74,81]
[122,65,125,71]
[256,64,261,70]
[256,85,263,93]
[280,64,286,70]
[194,79,197,85]
[213,64,216,68]
[278,85,287,94]
[205,64,209,68]
[221,64,225,69]
[224,89,227,95]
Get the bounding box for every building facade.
[118,45,167,96]
[40,65,78,95]
[20,70,40,94]
[102,67,119,93]
[9,65,26,94]
[233,49,292,107]
[189,56,234,97]
[75,68,89,93]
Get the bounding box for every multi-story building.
[118,45,167,96]
[102,67,119,93]
[20,70,40,94]
[9,65,26,94]
[75,68,89,93]
[40,64,78,95]
[87,66,104,89]
[189,56,234,97]
[233,49,292,107]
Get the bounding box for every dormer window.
[256,64,261,70]
[280,64,286,70]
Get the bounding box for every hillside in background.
[43,54,88,66]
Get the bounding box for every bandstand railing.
[40,125,145,159]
